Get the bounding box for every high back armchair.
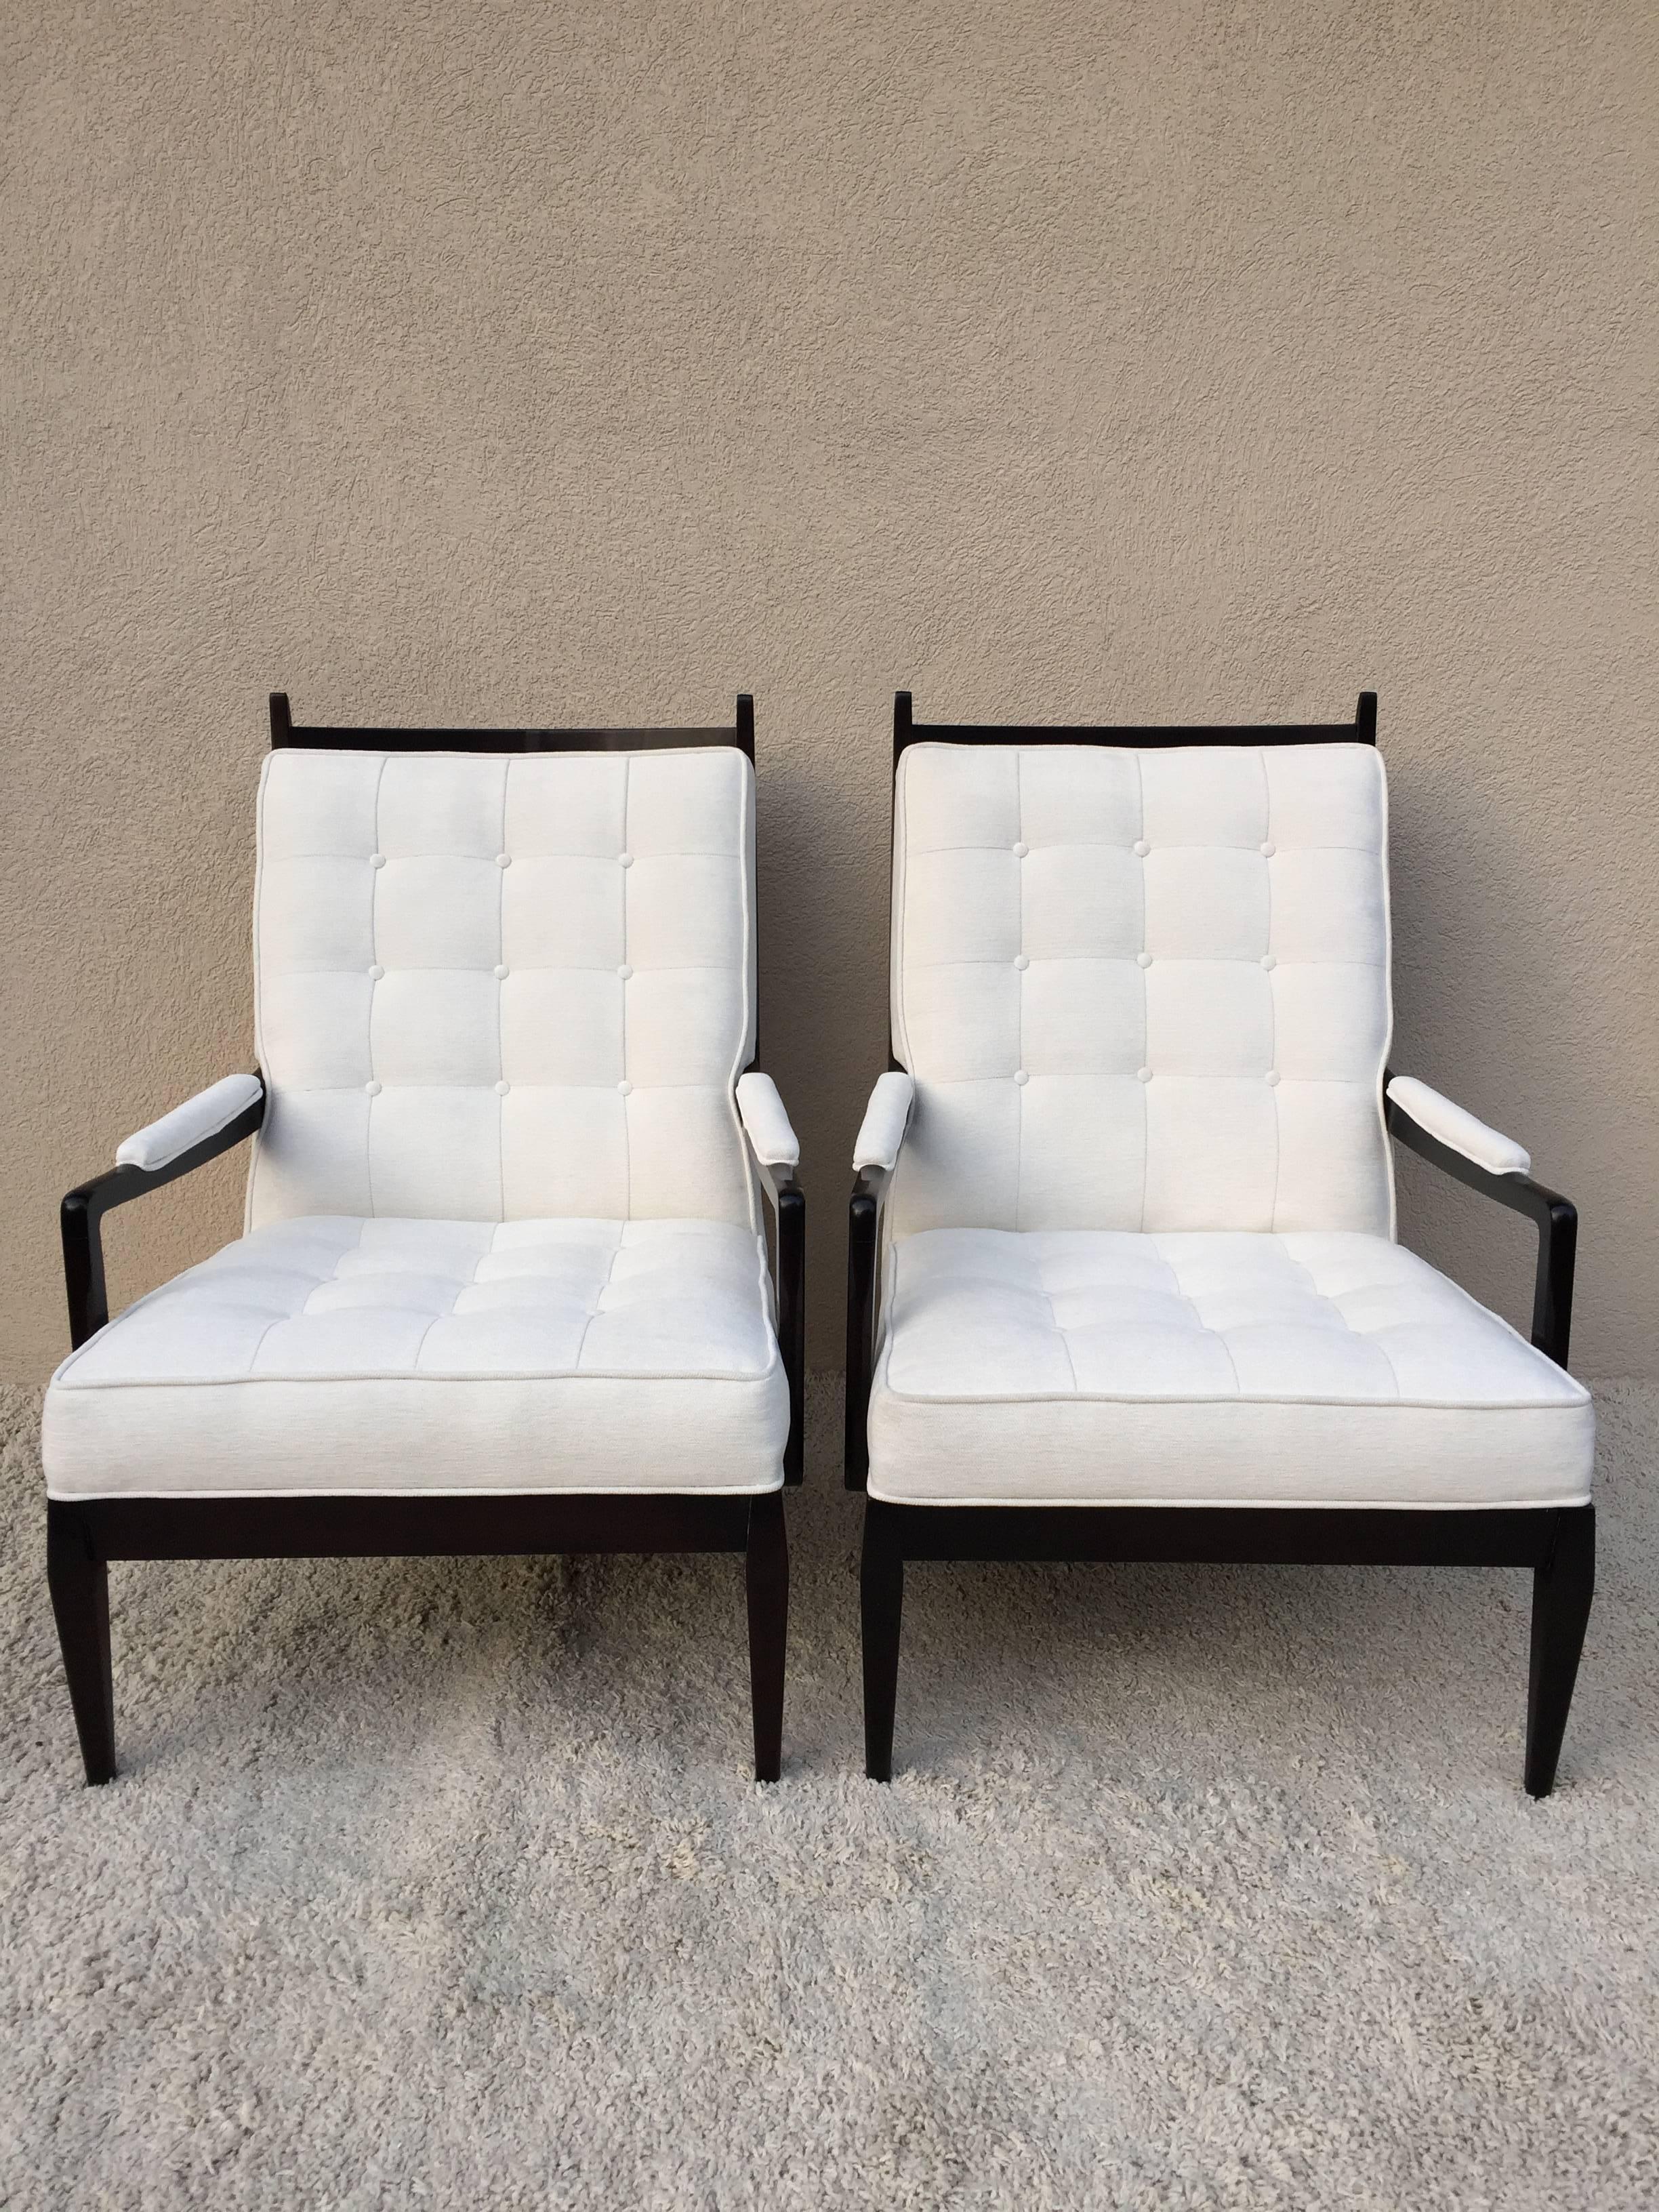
[45,694,804,1784]
[848,691,1591,1791]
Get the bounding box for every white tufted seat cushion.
[866,1231,1593,1508]
[44,1217,787,1498]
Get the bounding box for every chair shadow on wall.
[749,740,889,1120]
[1387,775,1574,1342]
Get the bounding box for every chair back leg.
[745,1491,788,1782]
[1524,1502,1595,1797]
[861,1500,905,1781]
[47,1502,117,1784]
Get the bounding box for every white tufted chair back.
[246,747,757,1229]
[888,741,1394,1237]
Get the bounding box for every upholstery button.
[494,1080,510,1097]
[1012,841,1028,859]
[1260,840,1275,857]
[617,1079,633,1094]
[1136,951,1153,968]
[369,853,386,869]
[1133,838,1150,857]
[367,964,384,981]
[1265,1071,1281,1086]
[1012,1069,1029,1086]
[1136,1066,1152,1083]
[617,963,634,980]
[1013,954,1029,971]
[1261,953,1277,970]
[618,852,634,868]
[365,1080,382,1097]
[495,853,512,869]
[493,964,509,980]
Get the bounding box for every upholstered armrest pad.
[735,1072,800,1170]
[115,1073,265,1172]
[1387,1076,1531,1177]
[853,1072,916,1172]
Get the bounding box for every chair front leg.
[745,1490,788,1782]
[1525,1503,1595,1797]
[47,1502,116,1784]
[861,1498,905,1780]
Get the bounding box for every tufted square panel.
[866,1231,1593,1507]
[44,1216,786,1497]
[889,743,1393,1236]
[248,749,757,1229]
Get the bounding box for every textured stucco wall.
[3,1,1656,1382]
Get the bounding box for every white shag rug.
[1,1376,1656,2210]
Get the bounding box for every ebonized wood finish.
[893,683,1376,768]
[270,689,757,762]
[49,697,794,1785]
[850,691,1591,1795]
[1385,1090,1576,1368]
[62,1094,268,1351]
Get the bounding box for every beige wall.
[4,1,1656,1381]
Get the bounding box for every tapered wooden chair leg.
[1525,1503,1595,1797]
[861,1501,904,1781]
[46,1503,117,1785]
[745,1490,788,1782]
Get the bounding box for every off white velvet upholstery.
[853,1073,916,1173]
[866,1230,1592,1507]
[735,1072,800,1169]
[1387,1076,1531,1177]
[45,1217,785,1498]
[247,747,758,1231]
[888,743,1393,1237]
[45,745,792,1502]
[115,1073,264,1172]
[867,741,1592,1511]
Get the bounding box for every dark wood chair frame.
[847,690,1592,1795]
[49,694,804,1786]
